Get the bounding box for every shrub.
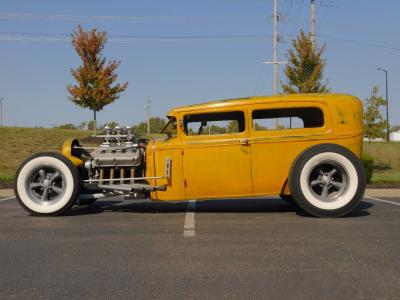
[361,153,374,183]
[54,123,77,130]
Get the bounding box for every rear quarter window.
[252,107,324,131]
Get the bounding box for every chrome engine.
[77,125,168,195]
[84,126,147,184]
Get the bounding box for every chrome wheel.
[290,145,366,217]
[15,152,80,216]
[307,161,348,202]
[25,166,66,206]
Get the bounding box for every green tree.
[54,123,77,130]
[77,121,87,130]
[87,120,96,131]
[363,86,388,141]
[282,30,329,94]
[202,125,226,135]
[149,117,167,133]
[132,117,166,136]
[254,122,267,131]
[132,122,147,136]
[67,25,128,136]
[226,120,239,133]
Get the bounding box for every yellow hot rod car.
[15,93,366,217]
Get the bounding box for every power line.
[0,31,267,39]
[0,31,268,43]
[316,34,400,52]
[285,0,336,8]
[0,12,262,23]
[1,30,400,53]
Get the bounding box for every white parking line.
[0,197,15,203]
[183,200,196,237]
[365,196,400,207]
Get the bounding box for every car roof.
[167,93,356,115]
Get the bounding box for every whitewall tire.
[14,152,80,216]
[288,144,366,217]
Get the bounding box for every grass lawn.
[363,142,400,183]
[0,127,91,182]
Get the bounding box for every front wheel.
[288,144,366,218]
[14,152,80,216]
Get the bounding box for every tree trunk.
[93,109,97,136]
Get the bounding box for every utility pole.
[264,0,287,95]
[311,0,316,48]
[0,97,3,127]
[273,0,279,95]
[264,0,287,94]
[146,98,151,135]
[385,70,389,142]
[263,0,287,128]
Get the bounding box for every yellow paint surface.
[61,139,84,167]
[149,94,363,201]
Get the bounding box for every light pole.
[377,67,389,142]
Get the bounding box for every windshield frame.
[161,116,178,138]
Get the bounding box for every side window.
[184,111,245,136]
[252,107,324,131]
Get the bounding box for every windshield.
[161,116,177,138]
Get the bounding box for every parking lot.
[0,194,399,299]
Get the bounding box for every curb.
[364,189,400,198]
[0,189,14,198]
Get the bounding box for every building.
[389,130,400,142]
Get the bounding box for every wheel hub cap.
[26,166,66,206]
[308,161,349,202]
[321,174,330,185]
[43,179,51,189]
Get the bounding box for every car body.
[146,93,363,200]
[15,93,366,217]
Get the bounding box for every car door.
[181,109,253,199]
[249,101,331,196]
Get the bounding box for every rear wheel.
[14,152,80,216]
[289,144,365,217]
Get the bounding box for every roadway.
[0,195,399,299]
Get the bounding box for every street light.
[377,67,389,142]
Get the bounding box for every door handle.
[239,138,250,146]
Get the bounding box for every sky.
[0,0,399,128]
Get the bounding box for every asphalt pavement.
[0,195,399,299]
